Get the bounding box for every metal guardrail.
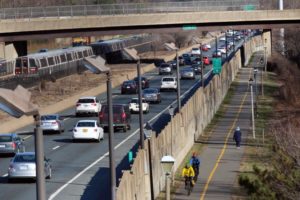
[0,0,260,19]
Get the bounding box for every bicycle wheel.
[187,182,191,196]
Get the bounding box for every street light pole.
[34,114,46,200]
[107,71,116,200]
[225,32,228,59]
[144,122,154,200]
[175,49,181,112]
[200,43,204,87]
[215,36,218,55]
[137,58,145,149]
[249,78,256,139]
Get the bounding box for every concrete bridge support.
[0,42,19,60]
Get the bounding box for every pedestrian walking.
[233,126,242,149]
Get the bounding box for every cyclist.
[190,152,200,180]
[181,163,195,189]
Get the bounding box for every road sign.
[182,25,197,31]
[244,5,255,11]
[213,58,222,74]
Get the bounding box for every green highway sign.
[213,58,222,74]
[182,25,197,31]
[244,5,255,11]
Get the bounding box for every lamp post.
[225,32,228,59]
[199,43,204,87]
[168,105,174,156]
[164,43,181,113]
[0,85,45,200]
[253,67,258,97]
[123,48,144,149]
[215,36,218,56]
[144,122,154,200]
[249,78,256,139]
[161,155,175,200]
[83,56,116,200]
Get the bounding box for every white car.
[160,76,177,91]
[219,37,226,41]
[218,46,227,54]
[75,96,101,117]
[73,120,104,142]
[191,48,201,56]
[129,98,150,113]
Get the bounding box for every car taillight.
[11,142,16,149]
[121,112,126,119]
[73,128,77,132]
[52,121,58,125]
[99,112,103,119]
[76,103,81,107]
[92,103,97,106]
[94,129,97,132]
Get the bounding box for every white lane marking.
[23,135,32,140]
[49,71,210,199]
[52,146,60,150]
[2,173,8,177]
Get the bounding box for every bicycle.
[184,176,194,195]
[193,165,199,182]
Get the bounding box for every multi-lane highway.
[0,33,251,200]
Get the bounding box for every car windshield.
[14,154,35,163]
[41,115,57,120]
[144,89,157,94]
[78,99,95,103]
[160,64,170,68]
[0,136,12,142]
[77,122,95,127]
[162,78,175,82]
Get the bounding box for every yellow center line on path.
[200,72,251,200]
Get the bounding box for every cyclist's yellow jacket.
[181,166,195,177]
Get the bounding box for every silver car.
[0,133,25,155]
[180,68,195,79]
[41,114,65,133]
[159,63,173,75]
[142,88,161,104]
[8,152,52,181]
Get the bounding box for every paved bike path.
[173,53,263,200]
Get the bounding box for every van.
[99,104,131,132]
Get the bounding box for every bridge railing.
[0,0,260,19]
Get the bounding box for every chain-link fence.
[0,0,262,19]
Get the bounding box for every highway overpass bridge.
[0,1,299,57]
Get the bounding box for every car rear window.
[123,81,135,86]
[41,115,57,120]
[77,122,95,127]
[143,89,156,94]
[160,64,170,68]
[101,105,123,113]
[131,99,138,103]
[0,136,12,142]
[162,78,175,82]
[14,155,35,163]
[78,99,95,103]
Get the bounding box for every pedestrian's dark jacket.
[233,130,242,142]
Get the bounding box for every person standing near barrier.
[233,126,242,149]
[189,152,200,181]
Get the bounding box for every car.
[180,68,195,80]
[41,114,65,133]
[160,76,177,92]
[142,88,161,104]
[191,64,202,75]
[129,98,150,113]
[191,48,201,56]
[99,104,131,132]
[75,96,101,117]
[167,60,177,69]
[159,63,173,75]
[182,53,192,65]
[8,152,52,181]
[201,44,211,51]
[0,133,25,155]
[191,57,202,65]
[38,48,48,53]
[219,37,226,41]
[73,120,104,142]
[178,56,185,66]
[218,46,227,54]
[203,56,210,65]
[121,80,138,94]
[133,76,150,89]
[212,50,222,57]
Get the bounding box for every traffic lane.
[0,69,200,199]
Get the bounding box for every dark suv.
[133,76,150,89]
[99,104,131,132]
[121,80,138,94]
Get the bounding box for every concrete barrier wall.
[116,36,263,200]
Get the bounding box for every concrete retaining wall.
[116,36,263,200]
